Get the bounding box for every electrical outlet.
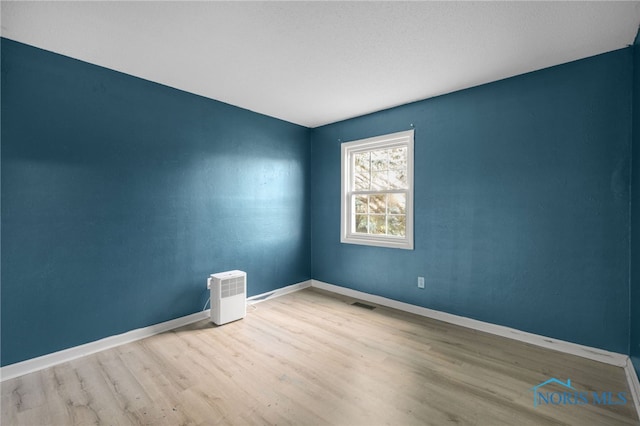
[417,276,425,289]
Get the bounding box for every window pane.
[354,195,367,213]
[388,215,406,236]
[388,193,406,214]
[355,172,370,190]
[389,147,407,170]
[388,170,407,189]
[371,149,388,171]
[355,152,370,173]
[371,171,389,190]
[355,214,368,233]
[368,194,386,214]
[369,215,386,234]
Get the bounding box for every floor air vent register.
[351,301,376,310]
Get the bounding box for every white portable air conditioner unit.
[208,270,247,325]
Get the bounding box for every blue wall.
[632,38,640,377]
[2,36,637,367]
[1,39,311,366]
[311,49,632,354]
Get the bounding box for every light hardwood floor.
[2,288,638,425]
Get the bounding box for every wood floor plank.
[2,288,638,425]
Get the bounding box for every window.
[341,129,414,250]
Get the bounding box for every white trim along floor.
[1,278,638,419]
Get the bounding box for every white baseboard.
[310,280,628,367]
[0,279,312,382]
[247,280,312,304]
[311,279,640,416]
[0,309,211,382]
[3,276,637,421]
[624,358,640,421]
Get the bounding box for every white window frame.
[340,129,414,250]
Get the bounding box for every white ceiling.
[2,1,640,128]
